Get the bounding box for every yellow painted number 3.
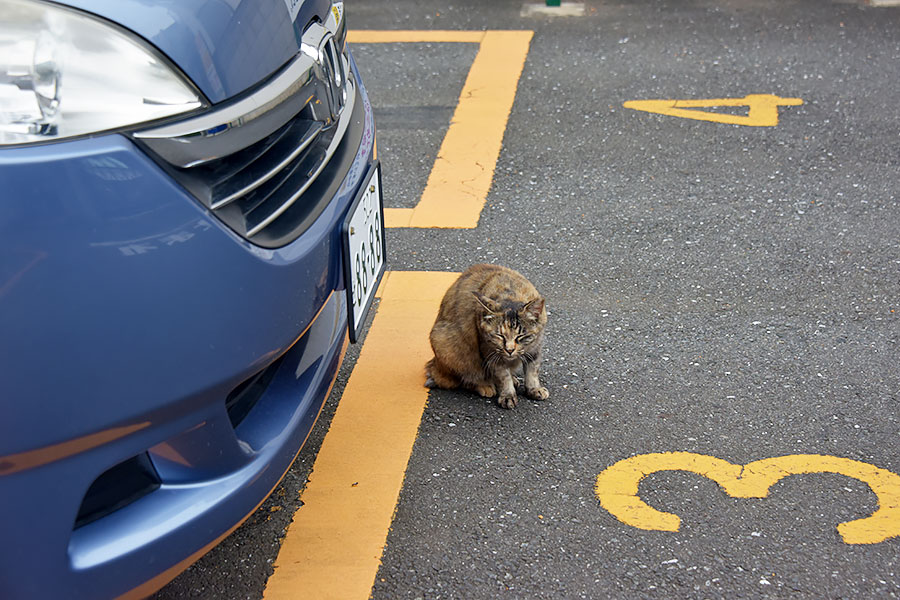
[596,452,900,544]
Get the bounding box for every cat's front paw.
[475,383,497,397]
[497,392,519,409]
[526,386,550,401]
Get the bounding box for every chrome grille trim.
[244,76,355,237]
[209,121,323,210]
[131,8,359,247]
[134,22,343,169]
[321,36,347,118]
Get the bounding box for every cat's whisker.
[482,352,495,376]
[483,350,504,376]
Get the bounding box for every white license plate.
[342,162,386,342]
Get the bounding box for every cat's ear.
[472,291,500,314]
[522,297,545,321]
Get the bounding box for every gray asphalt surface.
[156,0,900,598]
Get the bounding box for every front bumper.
[0,54,375,600]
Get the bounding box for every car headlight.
[0,0,204,146]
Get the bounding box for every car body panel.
[0,0,377,596]
[0,131,351,451]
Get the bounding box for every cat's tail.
[424,357,460,390]
[424,358,436,388]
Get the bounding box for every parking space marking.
[349,30,486,43]
[263,271,459,600]
[624,94,803,126]
[596,452,900,544]
[349,30,533,228]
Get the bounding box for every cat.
[425,264,549,409]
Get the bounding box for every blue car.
[0,0,384,597]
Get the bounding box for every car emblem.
[301,32,346,124]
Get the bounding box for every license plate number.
[342,162,386,342]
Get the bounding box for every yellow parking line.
[350,30,534,228]
[349,30,485,43]
[263,271,459,600]
[383,207,413,229]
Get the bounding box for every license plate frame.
[342,161,386,343]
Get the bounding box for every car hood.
[54,0,334,103]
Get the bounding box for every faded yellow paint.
[349,30,486,44]
[383,207,413,228]
[349,30,534,228]
[623,94,803,126]
[263,271,459,600]
[409,31,532,228]
[595,452,900,544]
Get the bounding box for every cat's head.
[473,292,545,359]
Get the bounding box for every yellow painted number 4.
[624,94,803,126]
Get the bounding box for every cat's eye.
[516,334,534,343]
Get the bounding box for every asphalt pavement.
[156,0,900,598]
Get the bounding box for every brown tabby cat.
[425,264,549,409]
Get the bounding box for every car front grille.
[133,20,360,248]
[168,103,346,242]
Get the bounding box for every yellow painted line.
[624,94,803,126]
[263,271,460,600]
[349,30,486,43]
[595,452,900,544]
[350,30,534,228]
[383,207,413,228]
